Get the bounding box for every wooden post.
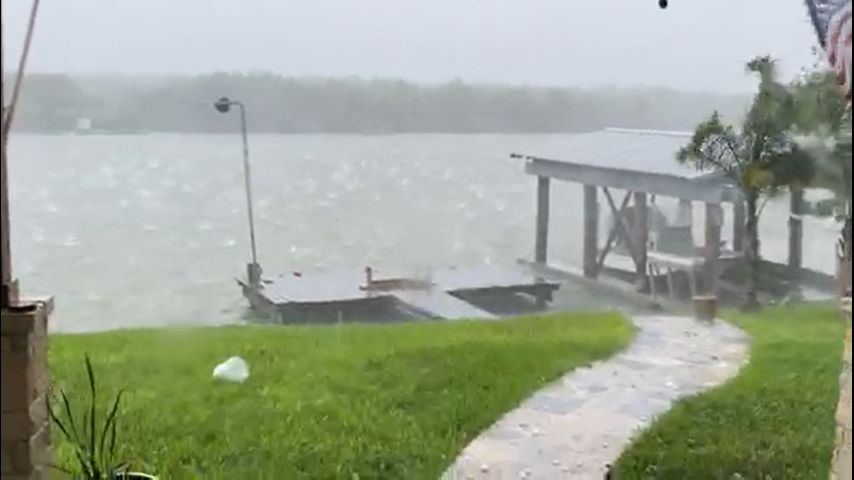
[583,185,599,278]
[733,199,746,254]
[535,176,550,265]
[704,203,723,295]
[788,189,805,275]
[633,192,649,292]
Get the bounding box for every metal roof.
[518,129,741,203]
[522,128,712,179]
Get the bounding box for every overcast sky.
[2,0,821,93]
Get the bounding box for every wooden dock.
[392,290,497,320]
[239,265,559,324]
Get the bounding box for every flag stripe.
[805,0,852,98]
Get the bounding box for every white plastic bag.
[212,356,250,383]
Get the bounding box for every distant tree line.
[5,73,751,134]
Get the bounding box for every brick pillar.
[832,298,852,480]
[1,301,50,480]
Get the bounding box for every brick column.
[1,301,50,480]
[831,298,852,480]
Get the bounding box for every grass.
[50,312,633,479]
[616,303,846,479]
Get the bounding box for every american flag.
[805,0,853,100]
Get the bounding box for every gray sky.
[3,0,820,93]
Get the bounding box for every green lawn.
[50,313,633,479]
[616,303,846,479]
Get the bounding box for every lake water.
[7,134,841,332]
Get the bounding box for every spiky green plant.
[47,355,127,479]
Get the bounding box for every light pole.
[214,97,262,287]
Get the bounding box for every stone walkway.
[445,316,749,480]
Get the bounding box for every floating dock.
[239,265,560,324]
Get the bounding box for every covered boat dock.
[515,128,826,303]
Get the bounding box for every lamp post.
[214,97,262,287]
[1,112,14,308]
[2,28,17,308]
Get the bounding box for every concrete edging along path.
[445,316,750,480]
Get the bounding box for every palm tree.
[791,68,852,293]
[792,68,851,202]
[677,56,816,310]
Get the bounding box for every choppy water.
[7,134,841,332]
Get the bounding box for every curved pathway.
[445,316,749,480]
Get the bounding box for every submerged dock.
[239,265,560,324]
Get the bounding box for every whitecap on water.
[30,228,45,244]
[62,235,80,247]
[220,238,237,248]
[343,180,363,193]
[302,178,318,194]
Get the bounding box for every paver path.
[445,316,749,480]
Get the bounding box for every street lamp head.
[214,97,232,114]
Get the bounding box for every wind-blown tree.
[791,68,852,276]
[677,56,816,310]
[792,67,851,201]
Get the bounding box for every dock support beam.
[704,203,723,295]
[788,189,805,276]
[535,176,550,265]
[583,185,599,279]
[733,199,746,254]
[633,192,649,292]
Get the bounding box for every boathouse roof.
[515,128,740,204]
